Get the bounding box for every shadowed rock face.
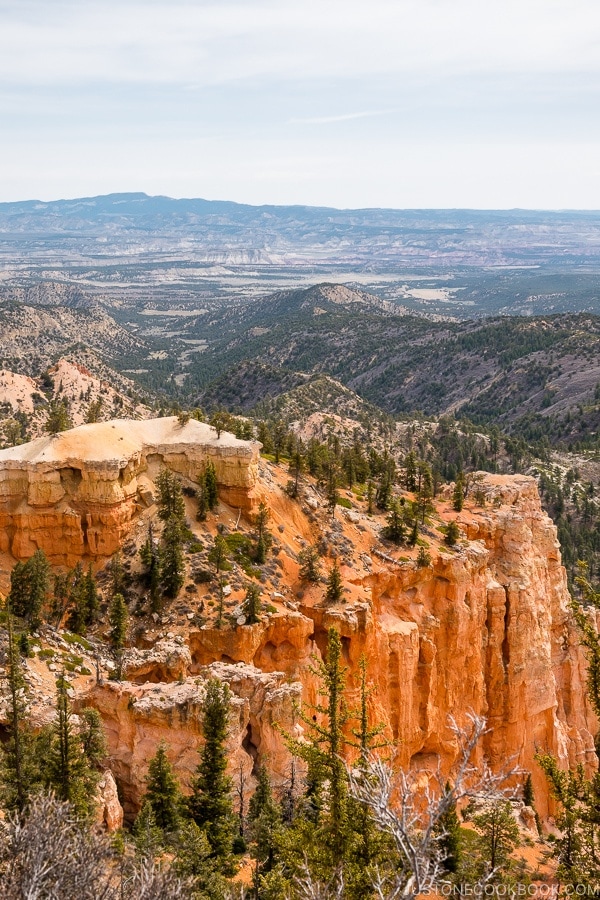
[0,417,261,564]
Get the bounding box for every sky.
[1,0,600,209]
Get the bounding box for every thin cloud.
[290,110,395,126]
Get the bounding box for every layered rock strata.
[0,417,261,564]
[82,474,595,820]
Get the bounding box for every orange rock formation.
[80,474,596,820]
[0,417,261,564]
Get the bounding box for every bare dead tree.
[294,862,345,900]
[0,792,114,900]
[348,712,520,900]
[0,792,189,900]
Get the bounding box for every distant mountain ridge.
[2,192,600,269]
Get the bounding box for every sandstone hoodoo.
[0,416,261,564]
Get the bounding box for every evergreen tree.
[472,800,520,879]
[8,549,50,628]
[0,614,37,811]
[248,764,282,881]
[188,679,235,872]
[445,520,461,546]
[203,461,219,511]
[243,582,261,625]
[196,482,208,521]
[133,800,163,860]
[156,468,186,523]
[254,502,272,563]
[82,564,99,626]
[108,592,128,650]
[145,741,182,833]
[404,451,417,491]
[288,448,305,499]
[140,523,161,612]
[285,628,350,868]
[435,783,462,874]
[108,552,126,599]
[79,707,107,767]
[408,518,419,547]
[324,560,344,605]
[208,534,230,575]
[45,398,71,435]
[366,479,375,515]
[326,463,339,519]
[383,501,406,544]
[47,673,99,818]
[67,564,98,634]
[160,517,185,599]
[174,820,229,897]
[375,471,392,511]
[298,544,322,583]
[452,475,465,512]
[417,545,432,567]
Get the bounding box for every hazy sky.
[1,0,600,208]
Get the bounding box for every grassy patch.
[62,632,93,651]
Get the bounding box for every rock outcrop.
[79,474,596,820]
[0,417,261,564]
[82,663,300,820]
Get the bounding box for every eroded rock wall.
[82,475,595,819]
[0,417,261,564]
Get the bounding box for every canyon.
[0,420,596,827]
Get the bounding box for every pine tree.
[285,628,350,867]
[140,523,161,612]
[67,563,98,634]
[82,564,99,627]
[188,679,235,872]
[243,583,261,625]
[404,451,417,491]
[144,741,182,833]
[0,614,37,811]
[383,501,406,544]
[108,553,126,599]
[298,544,322,583]
[248,764,282,879]
[408,518,419,547]
[79,707,107,767]
[160,517,185,599]
[208,534,230,575]
[156,468,186,523]
[324,560,344,605]
[288,448,305,499]
[366,479,375,515]
[445,520,461,546]
[376,471,392,511]
[203,461,219,511]
[45,398,71,435]
[352,655,386,770]
[435,782,462,874]
[254,502,271,562]
[472,800,520,878]
[417,545,432,567]
[47,673,99,818]
[8,549,50,628]
[326,463,339,519]
[452,475,465,512]
[196,483,208,521]
[108,592,128,650]
[133,800,163,859]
